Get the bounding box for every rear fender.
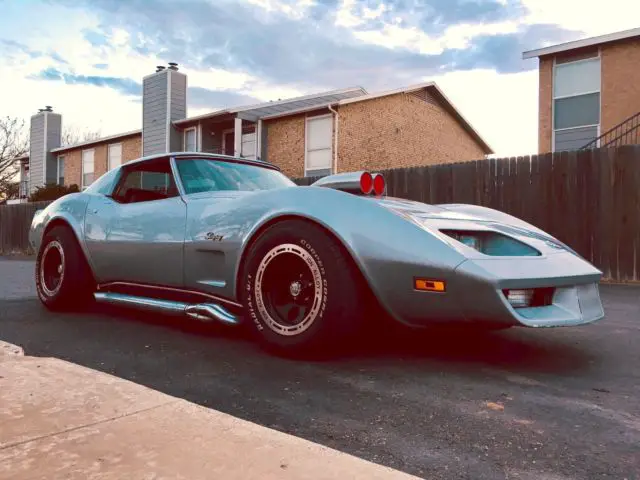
[30,194,95,274]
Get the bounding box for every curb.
[0,340,25,357]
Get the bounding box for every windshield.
[175,158,296,194]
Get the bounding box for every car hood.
[369,196,486,221]
[369,195,578,254]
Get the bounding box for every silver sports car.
[29,152,605,355]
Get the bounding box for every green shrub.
[29,183,80,202]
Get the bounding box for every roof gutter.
[328,104,339,175]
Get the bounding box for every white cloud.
[245,0,316,19]
[439,21,520,50]
[521,0,640,37]
[352,20,521,55]
[187,68,253,91]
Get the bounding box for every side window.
[112,158,179,204]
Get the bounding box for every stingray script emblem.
[205,232,225,242]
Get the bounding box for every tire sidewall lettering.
[244,273,264,331]
[298,239,328,324]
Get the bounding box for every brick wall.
[601,38,640,134]
[91,143,109,179]
[59,134,141,187]
[264,113,310,178]
[538,56,553,153]
[265,92,487,177]
[337,91,487,173]
[63,149,82,187]
[122,135,142,163]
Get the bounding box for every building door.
[223,131,235,156]
[241,132,256,160]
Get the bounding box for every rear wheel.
[241,219,366,357]
[36,225,95,311]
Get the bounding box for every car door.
[84,156,186,287]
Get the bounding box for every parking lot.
[1,257,639,480]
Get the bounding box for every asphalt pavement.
[1,257,639,479]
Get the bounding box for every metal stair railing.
[580,111,640,150]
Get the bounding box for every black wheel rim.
[255,243,323,336]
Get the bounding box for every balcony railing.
[19,180,28,198]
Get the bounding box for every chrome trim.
[95,292,186,314]
[169,156,187,198]
[40,240,65,297]
[96,281,243,308]
[185,304,238,326]
[94,292,240,326]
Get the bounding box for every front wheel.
[241,220,366,357]
[35,225,95,311]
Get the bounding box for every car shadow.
[0,298,598,389]
[87,302,596,376]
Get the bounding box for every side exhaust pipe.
[94,292,240,326]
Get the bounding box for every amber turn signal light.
[414,278,446,292]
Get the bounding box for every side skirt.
[94,281,244,326]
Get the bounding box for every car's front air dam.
[450,251,605,328]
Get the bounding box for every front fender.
[230,187,468,323]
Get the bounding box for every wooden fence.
[0,201,52,255]
[1,146,639,282]
[294,145,640,283]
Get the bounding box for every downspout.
[328,104,339,174]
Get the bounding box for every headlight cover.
[440,229,541,257]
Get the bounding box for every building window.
[57,156,65,185]
[553,56,601,152]
[82,148,95,189]
[184,127,197,152]
[241,132,256,160]
[305,114,333,177]
[108,143,122,171]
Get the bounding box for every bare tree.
[62,125,102,146]
[0,116,28,192]
[0,115,102,199]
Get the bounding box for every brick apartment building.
[523,27,640,153]
[18,65,493,198]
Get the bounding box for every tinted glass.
[554,92,600,130]
[176,158,295,194]
[112,158,179,203]
[554,126,598,152]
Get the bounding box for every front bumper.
[449,252,604,328]
[374,250,605,329]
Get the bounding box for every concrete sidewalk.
[0,342,417,479]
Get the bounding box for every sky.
[1,0,639,157]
